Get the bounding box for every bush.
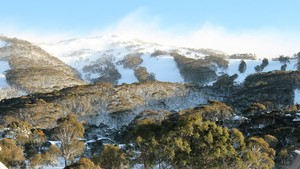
[204,55,229,69]
[281,64,287,71]
[92,144,127,169]
[42,145,61,166]
[238,60,247,73]
[151,50,168,57]
[254,65,262,72]
[0,138,25,168]
[65,157,101,169]
[261,58,269,69]
[278,55,290,64]
[229,53,256,60]
[134,66,155,82]
[29,154,43,169]
[82,54,121,85]
[170,52,217,84]
[122,53,143,69]
[213,74,238,88]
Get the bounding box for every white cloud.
[97,9,300,59]
[0,24,78,43]
[1,8,300,59]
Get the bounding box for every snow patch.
[223,58,298,84]
[39,36,113,57]
[0,61,10,89]
[294,89,300,105]
[295,150,300,155]
[0,41,8,48]
[232,115,247,121]
[140,55,184,83]
[39,35,299,86]
[0,162,8,169]
[117,65,138,84]
[293,112,300,122]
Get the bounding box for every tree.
[53,114,85,166]
[296,52,300,70]
[0,138,25,168]
[278,55,290,64]
[25,128,47,158]
[254,65,262,72]
[65,157,101,169]
[130,118,163,169]
[243,137,275,168]
[264,134,278,148]
[281,64,287,71]
[261,58,269,69]
[238,60,247,74]
[278,148,288,165]
[4,120,32,147]
[29,154,43,169]
[160,111,240,169]
[128,109,275,169]
[134,66,156,82]
[42,144,61,166]
[93,144,127,169]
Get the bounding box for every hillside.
[0,82,210,129]
[1,35,299,100]
[0,36,85,95]
[0,35,300,168]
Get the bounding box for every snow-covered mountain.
[0,36,85,99]
[38,34,299,84]
[38,35,190,84]
[0,34,300,102]
[1,35,300,169]
[37,35,300,106]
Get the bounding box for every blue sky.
[1,1,300,57]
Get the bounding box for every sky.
[1,0,300,58]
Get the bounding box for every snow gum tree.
[53,114,85,166]
[261,58,269,69]
[129,108,275,169]
[0,138,25,168]
[238,60,247,74]
[65,157,101,169]
[93,144,127,169]
[5,120,32,147]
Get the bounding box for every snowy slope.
[140,55,183,83]
[223,59,298,83]
[0,40,7,48]
[295,89,300,104]
[0,61,10,89]
[39,35,188,84]
[39,35,299,86]
[0,40,10,89]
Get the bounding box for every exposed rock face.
[0,36,85,93]
[0,82,213,130]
